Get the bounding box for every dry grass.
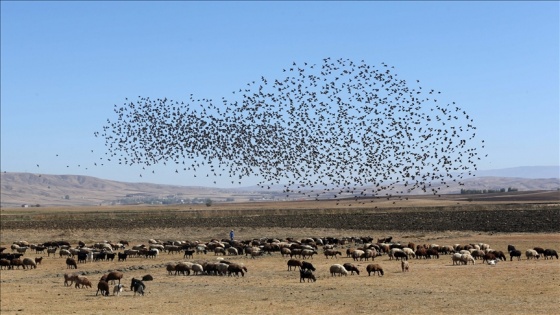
[1,228,559,315]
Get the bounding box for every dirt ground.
[1,228,559,315]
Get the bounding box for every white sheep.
[452,253,463,265]
[191,263,204,275]
[402,247,416,259]
[525,249,540,260]
[329,264,348,276]
[487,259,499,266]
[461,254,475,265]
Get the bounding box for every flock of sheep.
[1,236,558,296]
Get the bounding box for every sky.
[1,1,558,188]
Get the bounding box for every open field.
[1,192,559,315]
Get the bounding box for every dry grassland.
[1,229,559,315]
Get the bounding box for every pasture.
[1,195,559,315]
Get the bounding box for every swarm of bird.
[97,58,484,201]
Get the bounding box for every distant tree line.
[460,187,518,194]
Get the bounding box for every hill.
[1,170,559,208]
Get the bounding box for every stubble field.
[1,192,559,315]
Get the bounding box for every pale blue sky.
[1,1,558,187]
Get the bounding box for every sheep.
[452,253,464,265]
[389,248,403,260]
[175,262,191,276]
[214,247,226,256]
[487,259,499,266]
[366,264,384,276]
[66,258,77,269]
[60,249,72,258]
[287,259,302,271]
[131,278,145,296]
[227,263,247,277]
[351,250,365,261]
[525,249,540,260]
[510,250,522,261]
[216,263,229,276]
[74,276,92,289]
[402,260,409,272]
[113,283,124,296]
[64,273,79,286]
[301,249,318,259]
[0,258,11,270]
[402,247,416,259]
[102,271,123,284]
[343,263,360,275]
[299,270,316,282]
[166,263,176,275]
[142,274,153,281]
[461,254,475,265]
[394,251,408,261]
[324,249,342,259]
[533,247,545,257]
[227,247,238,256]
[22,257,37,269]
[543,249,558,260]
[46,247,57,257]
[191,263,204,275]
[96,280,110,296]
[301,261,316,272]
[329,264,348,277]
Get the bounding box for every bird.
[96,58,485,203]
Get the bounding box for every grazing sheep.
[214,247,226,256]
[131,278,145,296]
[324,249,342,259]
[227,263,247,277]
[299,270,316,282]
[74,276,92,289]
[510,250,522,261]
[281,248,292,257]
[543,249,558,260]
[166,263,176,275]
[113,283,124,296]
[461,254,475,265]
[394,251,408,261]
[287,259,303,271]
[329,264,348,277]
[96,280,110,296]
[452,253,464,265]
[60,249,72,258]
[525,249,540,260]
[191,263,204,275]
[175,262,191,276]
[46,247,57,257]
[227,247,239,256]
[402,260,409,272]
[64,273,79,287]
[402,248,416,259]
[66,258,77,269]
[102,271,124,284]
[22,257,37,269]
[366,264,384,276]
[342,263,360,275]
[301,261,316,272]
[351,250,365,261]
[0,258,11,270]
[301,249,318,259]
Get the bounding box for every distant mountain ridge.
[1,166,558,207]
[473,166,559,179]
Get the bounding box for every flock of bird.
[96,58,484,201]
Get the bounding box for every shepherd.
[230,230,234,241]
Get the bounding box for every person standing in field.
[230,230,234,241]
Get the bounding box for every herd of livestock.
[1,235,558,295]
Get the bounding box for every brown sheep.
[66,258,77,269]
[0,258,11,270]
[64,273,79,287]
[101,271,124,284]
[166,263,176,275]
[366,264,384,276]
[96,280,110,296]
[75,276,92,289]
[227,263,248,277]
[10,258,23,269]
